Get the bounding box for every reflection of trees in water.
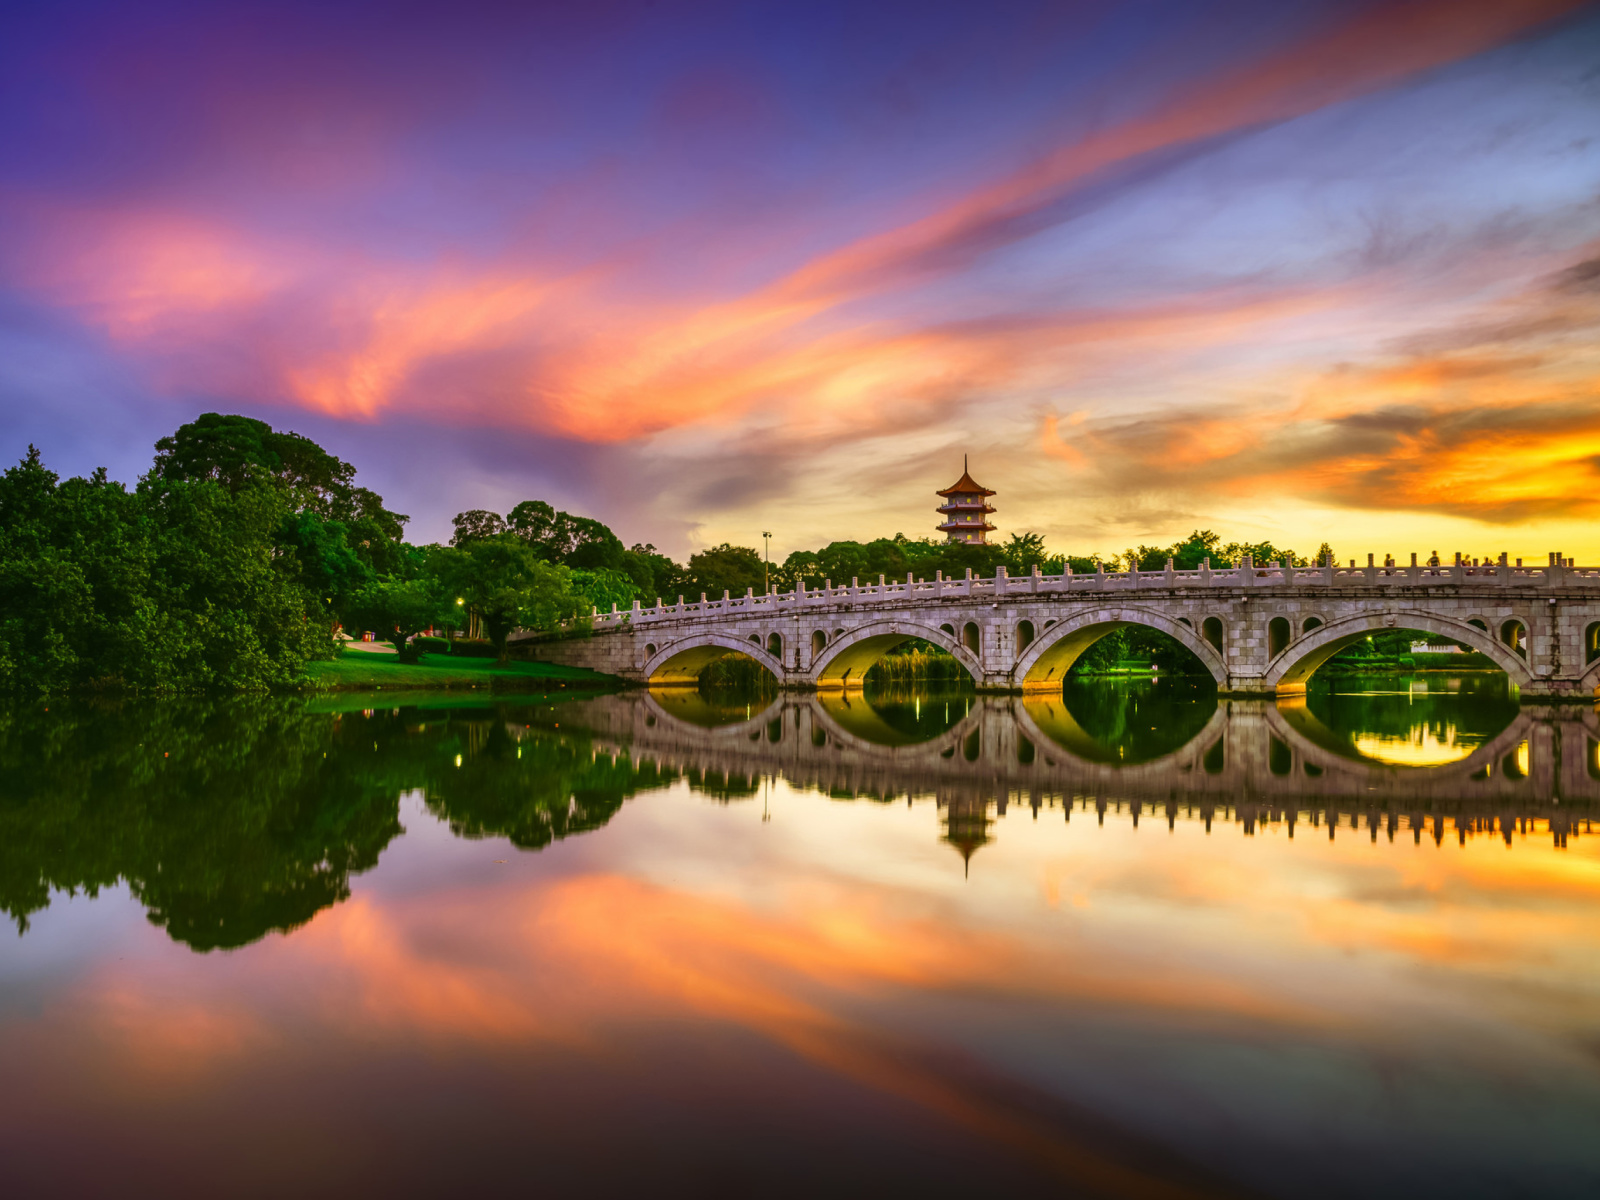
[0,699,401,948]
[820,686,975,748]
[1303,675,1518,765]
[422,715,676,848]
[858,685,974,742]
[649,687,773,728]
[1043,678,1218,764]
[0,698,676,949]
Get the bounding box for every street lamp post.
[762,531,772,593]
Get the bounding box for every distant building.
[1410,642,1463,654]
[936,457,996,544]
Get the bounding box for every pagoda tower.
[935,456,996,544]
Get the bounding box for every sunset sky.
[3,0,1598,559]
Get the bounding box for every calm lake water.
[2,677,1598,1198]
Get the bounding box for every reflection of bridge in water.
[531,692,1600,860]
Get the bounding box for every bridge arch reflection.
[555,690,1600,823]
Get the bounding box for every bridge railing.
[552,555,1600,633]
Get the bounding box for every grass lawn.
[303,652,616,691]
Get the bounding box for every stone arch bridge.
[512,556,1600,698]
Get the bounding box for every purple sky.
[3,0,1598,559]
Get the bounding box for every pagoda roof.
[936,459,995,497]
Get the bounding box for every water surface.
[2,679,1597,1197]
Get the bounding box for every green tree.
[570,567,640,615]
[343,577,451,662]
[687,543,765,596]
[1001,531,1048,574]
[450,509,507,546]
[434,536,586,659]
[620,542,682,602]
[150,412,406,542]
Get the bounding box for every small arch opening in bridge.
[1202,617,1223,652]
[644,643,656,658]
[748,634,761,645]
[962,622,981,655]
[1586,622,1600,665]
[962,728,981,762]
[1016,620,1035,652]
[1269,735,1292,776]
[766,632,783,658]
[1500,619,1527,658]
[1017,734,1035,765]
[1468,618,1488,632]
[1302,616,1323,634]
[1268,617,1291,658]
[1203,738,1225,774]
[1501,741,1529,780]
[811,630,827,658]
[766,717,783,744]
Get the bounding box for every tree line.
[1,412,1327,693]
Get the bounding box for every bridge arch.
[643,632,785,686]
[1011,606,1228,689]
[807,619,981,688]
[1265,611,1533,695]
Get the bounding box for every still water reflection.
[2,680,1597,1197]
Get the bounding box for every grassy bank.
[303,652,616,692]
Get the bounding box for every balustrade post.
[964,567,973,596]
[996,565,1008,594]
[1240,553,1256,587]
[1200,557,1211,585]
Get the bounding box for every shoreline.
[301,653,621,693]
